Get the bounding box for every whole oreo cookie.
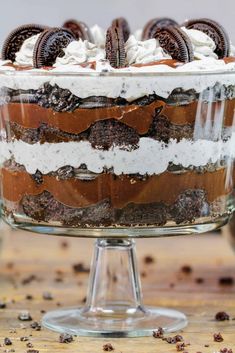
[105,26,126,68]
[154,26,194,63]
[142,18,178,40]
[184,18,230,58]
[33,28,76,68]
[2,24,46,62]
[112,17,131,42]
[63,20,93,42]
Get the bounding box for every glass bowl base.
[3,213,230,238]
[42,306,188,338]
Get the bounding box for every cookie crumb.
[144,255,155,264]
[59,333,74,343]
[214,332,224,342]
[103,343,114,351]
[153,327,164,338]
[215,311,230,321]
[219,277,234,286]
[4,338,12,346]
[72,263,90,273]
[181,265,192,274]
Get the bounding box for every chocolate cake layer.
[2,99,234,141]
[8,188,209,226]
[2,166,231,209]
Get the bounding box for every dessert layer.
[2,166,231,209]
[0,65,235,102]
[1,135,234,175]
[1,98,234,140]
[4,189,212,226]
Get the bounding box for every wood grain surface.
[0,221,235,352]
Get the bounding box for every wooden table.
[0,221,235,352]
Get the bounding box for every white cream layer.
[1,135,234,175]
[0,63,235,102]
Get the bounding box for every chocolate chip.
[215,311,230,321]
[105,26,126,68]
[154,26,194,63]
[142,17,178,40]
[153,327,164,338]
[214,333,224,342]
[33,28,76,68]
[63,20,93,41]
[4,338,12,346]
[2,24,45,62]
[185,18,230,58]
[59,333,74,343]
[18,311,32,321]
[103,343,115,351]
[31,170,43,185]
[30,322,41,331]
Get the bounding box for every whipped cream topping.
[181,27,217,59]
[125,35,171,64]
[54,39,105,66]
[90,24,106,48]
[1,135,234,175]
[14,34,40,66]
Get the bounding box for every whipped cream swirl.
[90,25,106,48]
[54,39,105,66]
[181,27,217,59]
[15,34,40,66]
[125,35,171,65]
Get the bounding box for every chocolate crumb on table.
[215,311,230,321]
[176,342,186,351]
[220,349,233,353]
[26,342,34,348]
[0,301,7,309]
[27,350,39,353]
[72,262,90,273]
[143,255,155,264]
[30,322,41,331]
[59,333,74,343]
[163,334,184,343]
[218,277,234,286]
[4,337,12,345]
[153,327,164,338]
[103,343,115,351]
[180,265,193,274]
[214,332,224,342]
[20,337,29,342]
[195,277,204,284]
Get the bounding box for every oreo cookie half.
[184,18,230,58]
[105,26,126,68]
[33,28,76,68]
[63,20,93,42]
[154,26,194,63]
[142,18,178,40]
[112,17,131,42]
[2,24,46,62]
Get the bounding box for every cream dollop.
[15,34,40,66]
[125,35,171,65]
[181,27,217,59]
[54,39,105,66]
[90,25,106,48]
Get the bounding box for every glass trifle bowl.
[0,67,235,337]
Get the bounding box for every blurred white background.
[0,0,235,46]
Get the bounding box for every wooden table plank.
[0,221,235,352]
